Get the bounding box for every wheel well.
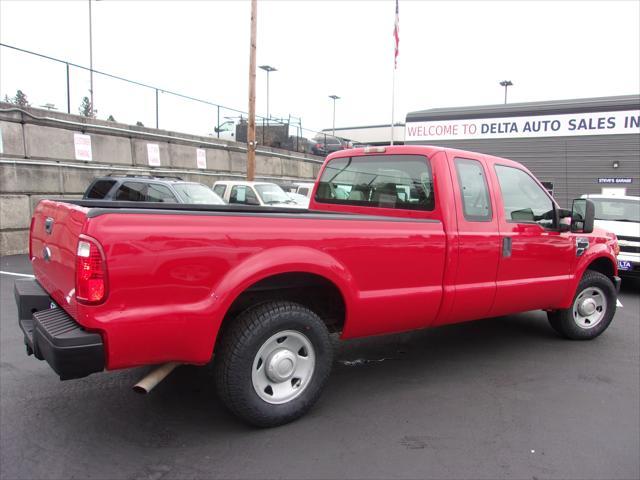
[586,257,615,279]
[219,272,346,339]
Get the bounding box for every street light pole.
[89,0,94,116]
[259,65,277,123]
[329,95,340,137]
[499,80,513,104]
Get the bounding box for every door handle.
[502,237,512,258]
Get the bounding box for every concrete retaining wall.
[0,104,323,255]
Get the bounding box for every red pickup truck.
[15,145,621,427]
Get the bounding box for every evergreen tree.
[107,115,116,122]
[79,96,94,117]
[13,90,29,107]
[136,121,144,127]
[3,90,30,107]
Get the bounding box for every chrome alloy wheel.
[572,286,607,329]
[252,330,315,404]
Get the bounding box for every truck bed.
[30,199,446,370]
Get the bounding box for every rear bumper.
[14,279,105,380]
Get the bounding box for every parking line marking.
[616,299,623,308]
[0,271,35,278]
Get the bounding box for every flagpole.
[391,67,395,146]
[391,0,399,146]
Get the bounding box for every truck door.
[489,164,575,316]
[440,156,501,324]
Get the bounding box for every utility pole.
[247,0,257,181]
[500,80,513,104]
[89,0,94,116]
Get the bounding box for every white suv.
[582,194,640,279]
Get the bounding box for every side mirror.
[571,199,595,233]
[214,127,221,133]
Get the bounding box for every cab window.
[229,185,260,205]
[455,158,492,221]
[315,155,434,211]
[114,182,177,202]
[495,165,555,228]
[146,184,178,202]
[213,184,227,197]
[86,179,116,199]
[114,182,146,201]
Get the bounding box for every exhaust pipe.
[133,362,181,394]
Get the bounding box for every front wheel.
[547,270,617,340]
[214,301,333,427]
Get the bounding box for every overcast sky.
[1,0,639,139]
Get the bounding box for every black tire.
[547,270,617,340]
[214,301,333,427]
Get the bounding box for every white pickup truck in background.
[583,194,640,280]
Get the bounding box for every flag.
[393,0,400,69]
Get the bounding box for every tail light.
[76,236,108,304]
[28,216,35,260]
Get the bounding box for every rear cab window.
[314,154,435,212]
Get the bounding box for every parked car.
[582,194,640,278]
[292,182,315,198]
[84,175,226,205]
[213,180,301,208]
[286,191,310,208]
[17,145,621,428]
[310,134,348,156]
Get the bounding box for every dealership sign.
[598,178,632,184]
[405,110,640,141]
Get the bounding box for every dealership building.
[404,94,639,207]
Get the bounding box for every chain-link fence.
[0,43,355,155]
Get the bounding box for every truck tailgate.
[30,200,89,315]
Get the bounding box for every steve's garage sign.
[405,110,640,141]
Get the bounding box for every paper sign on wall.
[147,143,160,166]
[196,148,207,169]
[74,133,92,161]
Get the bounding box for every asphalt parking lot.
[1,254,638,480]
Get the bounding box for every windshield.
[591,198,640,222]
[173,183,225,205]
[255,184,291,204]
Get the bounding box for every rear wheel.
[547,270,617,340]
[214,301,333,427]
